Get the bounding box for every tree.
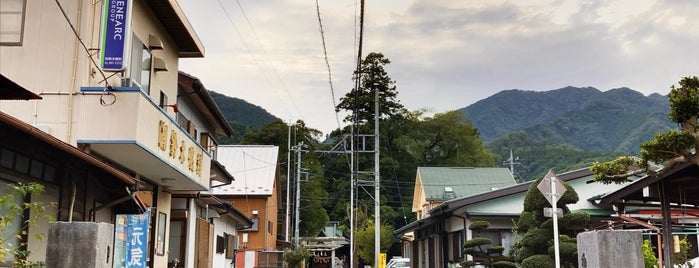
[512,172,589,268]
[241,120,329,236]
[1,182,55,267]
[354,219,394,265]
[336,52,406,126]
[591,76,699,183]
[283,247,312,268]
[395,110,495,166]
[461,221,516,268]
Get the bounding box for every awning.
[0,74,42,100]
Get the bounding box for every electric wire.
[215,0,297,121]
[53,0,115,106]
[232,0,303,120]
[314,0,342,131]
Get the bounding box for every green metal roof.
[417,167,516,201]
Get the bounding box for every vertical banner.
[100,0,132,71]
[114,209,151,268]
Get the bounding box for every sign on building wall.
[114,209,151,268]
[100,0,132,71]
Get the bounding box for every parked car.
[387,257,410,268]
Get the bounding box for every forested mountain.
[460,86,676,181]
[209,91,280,143]
[461,87,675,153]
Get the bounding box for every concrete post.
[577,230,643,268]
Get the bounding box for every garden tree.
[641,240,658,268]
[512,173,590,268]
[240,120,329,236]
[283,247,312,268]
[336,52,406,126]
[461,220,516,268]
[354,219,394,265]
[591,76,699,183]
[1,182,55,267]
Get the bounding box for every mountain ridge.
[460,86,674,153]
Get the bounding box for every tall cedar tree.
[336,52,405,128]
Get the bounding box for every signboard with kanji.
[114,209,151,268]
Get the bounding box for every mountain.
[209,91,280,143]
[460,86,676,153]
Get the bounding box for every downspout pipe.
[453,214,468,263]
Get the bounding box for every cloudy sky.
[177,0,699,135]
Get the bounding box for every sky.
[177,0,699,135]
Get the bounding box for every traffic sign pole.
[537,169,564,268]
[551,176,561,268]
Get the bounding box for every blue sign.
[100,0,132,71]
[114,209,150,268]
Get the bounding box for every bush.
[521,254,554,268]
[283,247,311,268]
[641,239,658,268]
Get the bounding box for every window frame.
[0,0,27,46]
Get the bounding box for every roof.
[396,168,608,235]
[145,0,204,57]
[599,162,699,206]
[177,72,233,136]
[417,167,516,201]
[212,145,279,196]
[0,74,42,100]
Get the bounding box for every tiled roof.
[212,145,279,196]
[417,167,516,201]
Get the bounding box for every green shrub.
[641,239,658,268]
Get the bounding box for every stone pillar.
[577,230,643,268]
[46,222,114,268]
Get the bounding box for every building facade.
[1,1,243,267]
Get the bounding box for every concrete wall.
[577,230,643,268]
[46,222,114,268]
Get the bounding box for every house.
[1,1,240,267]
[0,77,145,266]
[212,145,283,267]
[412,167,518,220]
[396,168,635,268]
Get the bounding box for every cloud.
[178,0,699,134]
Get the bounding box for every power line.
[314,0,342,131]
[232,0,303,120]
[215,0,297,121]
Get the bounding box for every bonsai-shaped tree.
[591,76,699,183]
[461,220,516,268]
[512,172,590,268]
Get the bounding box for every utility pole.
[373,83,380,268]
[293,142,304,248]
[285,124,291,242]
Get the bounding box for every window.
[129,37,151,93]
[450,231,464,261]
[225,233,237,259]
[216,235,225,254]
[159,91,168,109]
[200,133,218,159]
[0,0,26,45]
